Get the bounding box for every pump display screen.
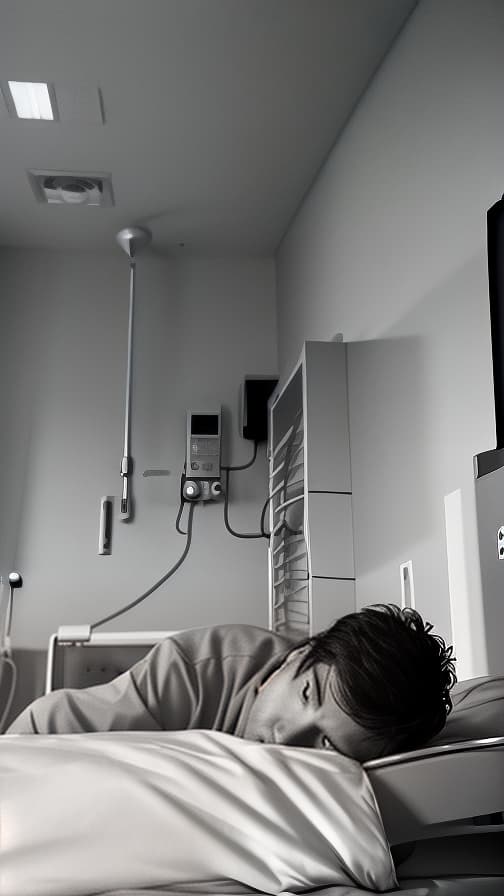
[191,415,219,436]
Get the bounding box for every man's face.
[242,648,386,763]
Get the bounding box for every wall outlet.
[497,526,504,559]
[399,560,416,609]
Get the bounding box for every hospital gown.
[7,624,294,735]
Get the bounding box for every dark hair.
[294,604,457,754]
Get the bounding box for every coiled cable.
[91,502,195,631]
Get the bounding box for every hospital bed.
[6,629,504,895]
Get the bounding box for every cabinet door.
[308,492,354,579]
[304,341,351,493]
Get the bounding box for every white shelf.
[268,341,355,637]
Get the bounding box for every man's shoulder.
[168,623,295,665]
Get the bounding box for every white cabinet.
[268,341,355,638]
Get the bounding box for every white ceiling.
[0,0,416,255]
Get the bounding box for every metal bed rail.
[45,629,177,694]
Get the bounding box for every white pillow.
[0,730,396,896]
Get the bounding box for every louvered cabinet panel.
[268,341,355,638]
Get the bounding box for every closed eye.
[301,679,311,703]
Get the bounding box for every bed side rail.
[364,734,504,770]
[365,738,504,846]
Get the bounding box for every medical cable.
[90,501,195,631]
[0,657,17,733]
[175,496,187,535]
[221,441,258,472]
[223,467,264,538]
[175,467,190,535]
[222,441,268,540]
[0,574,21,733]
[260,494,272,539]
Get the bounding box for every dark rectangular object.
[241,376,278,442]
[488,196,504,450]
[191,414,219,435]
[474,195,504,478]
[98,496,113,555]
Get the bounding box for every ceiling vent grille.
[28,169,114,206]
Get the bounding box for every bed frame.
[365,737,504,881]
[45,628,176,693]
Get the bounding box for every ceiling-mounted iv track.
[116,226,152,520]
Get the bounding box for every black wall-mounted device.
[240,376,278,442]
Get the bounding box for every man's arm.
[6,637,198,734]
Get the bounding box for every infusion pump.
[183,410,222,501]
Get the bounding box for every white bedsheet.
[0,729,397,896]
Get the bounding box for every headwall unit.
[268,341,355,638]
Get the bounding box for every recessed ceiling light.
[8,81,55,120]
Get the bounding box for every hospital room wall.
[276,0,504,678]
[0,249,277,656]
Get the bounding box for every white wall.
[0,248,277,650]
[277,0,504,677]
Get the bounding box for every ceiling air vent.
[28,169,114,206]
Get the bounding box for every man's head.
[242,604,456,762]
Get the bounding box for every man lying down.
[1,606,456,896]
[8,604,456,762]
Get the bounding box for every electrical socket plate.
[399,560,416,609]
[497,526,504,559]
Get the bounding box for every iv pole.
[116,226,152,520]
